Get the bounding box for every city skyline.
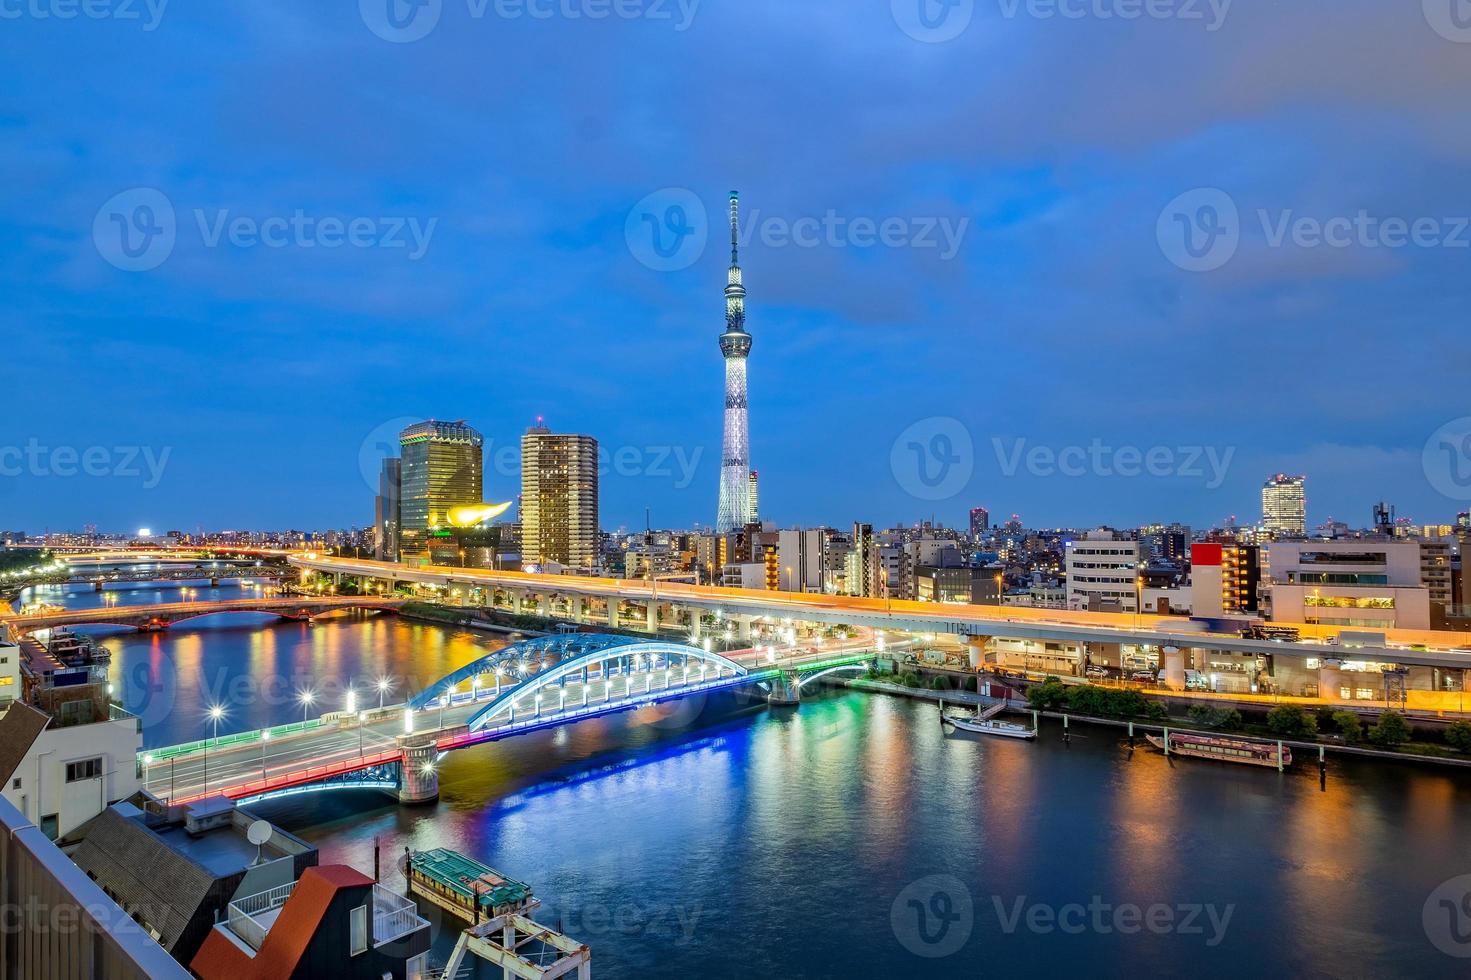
[6,7,1470,531]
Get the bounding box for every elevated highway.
[289,555,1471,671]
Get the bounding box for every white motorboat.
[940,700,1037,739]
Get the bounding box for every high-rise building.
[716,192,755,532]
[969,507,990,538]
[397,420,484,564]
[374,457,401,562]
[1261,474,1306,537]
[748,470,760,524]
[520,425,599,571]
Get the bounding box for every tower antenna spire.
[729,191,740,266]
[716,190,753,532]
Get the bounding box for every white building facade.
[1266,540,1430,630]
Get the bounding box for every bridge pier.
[94,579,104,592]
[965,635,991,670]
[398,739,440,805]
[1318,657,1346,705]
[689,611,702,639]
[512,591,524,615]
[1162,644,1186,691]
[767,669,801,706]
[608,601,619,628]
[645,603,657,633]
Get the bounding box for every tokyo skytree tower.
[716,191,754,532]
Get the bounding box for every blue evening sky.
[2,0,1468,534]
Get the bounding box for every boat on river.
[1146,732,1291,768]
[404,847,537,923]
[940,700,1037,739]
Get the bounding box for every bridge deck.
[146,644,875,805]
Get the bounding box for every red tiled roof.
[191,865,374,979]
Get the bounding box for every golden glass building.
[520,425,599,572]
[397,420,484,565]
[1261,473,1306,537]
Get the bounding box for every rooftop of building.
[70,796,316,953]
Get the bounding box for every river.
[22,577,1471,978]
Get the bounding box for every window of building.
[65,758,103,782]
[350,904,367,955]
[10,777,19,790]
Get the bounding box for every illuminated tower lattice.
[716,191,754,532]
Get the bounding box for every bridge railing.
[146,718,326,762]
[171,747,404,805]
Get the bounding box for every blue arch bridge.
[136,633,879,808]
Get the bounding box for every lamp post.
[299,689,316,725]
[377,676,391,710]
[260,730,270,781]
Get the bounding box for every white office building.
[1065,532,1143,613]
[1266,540,1430,630]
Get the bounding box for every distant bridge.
[64,567,285,586]
[3,596,404,635]
[134,633,877,807]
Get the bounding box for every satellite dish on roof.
[247,819,272,865]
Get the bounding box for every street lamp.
[377,676,392,709]
[260,730,270,780]
[207,704,226,745]
[298,689,316,724]
[142,753,154,792]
